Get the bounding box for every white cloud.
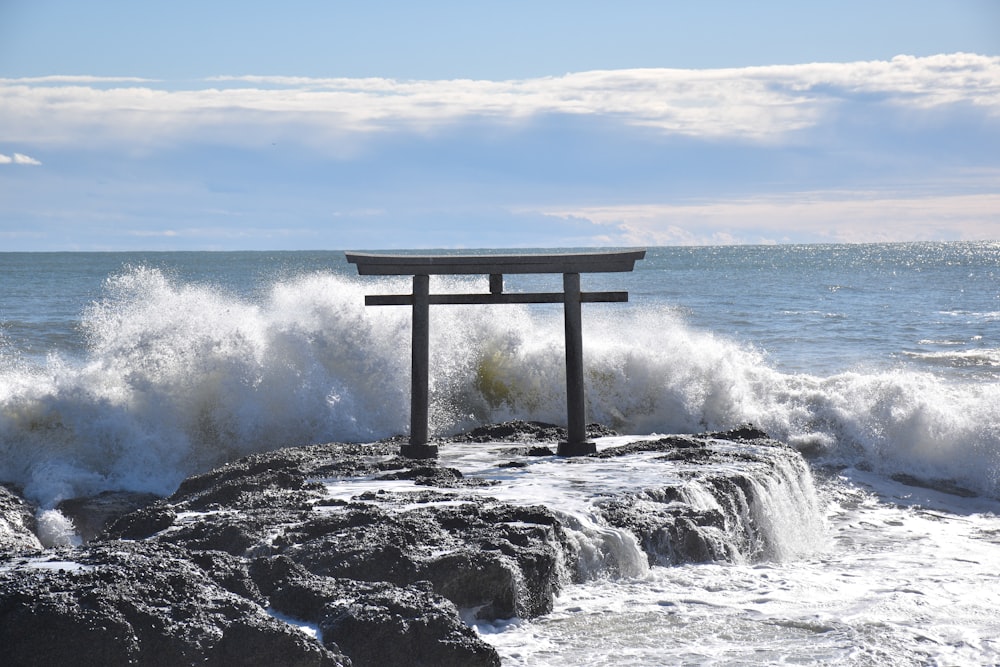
[537,191,1000,246]
[14,153,41,165]
[0,75,156,84]
[2,54,997,151]
[0,152,41,165]
[3,54,997,250]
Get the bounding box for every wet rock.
[596,431,809,565]
[155,507,315,556]
[375,465,498,488]
[0,484,41,555]
[600,488,740,565]
[251,556,500,667]
[57,490,160,543]
[319,580,500,667]
[143,488,569,620]
[457,420,616,443]
[0,420,820,665]
[0,541,348,667]
[339,499,565,619]
[102,500,178,541]
[103,438,573,621]
[707,424,773,443]
[890,473,978,498]
[498,444,557,458]
[188,549,266,603]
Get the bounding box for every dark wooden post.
[345,249,644,459]
[403,274,437,458]
[558,272,596,456]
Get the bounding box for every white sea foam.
[35,508,82,548]
[0,265,998,508]
[1,247,995,666]
[313,435,827,595]
[903,347,1000,368]
[484,471,1000,666]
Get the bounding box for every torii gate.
[346,250,646,458]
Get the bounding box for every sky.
[1,1,999,250]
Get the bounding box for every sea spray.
[1,263,999,507]
[747,369,1000,498]
[746,453,828,561]
[3,245,998,667]
[35,508,81,548]
[1,268,414,505]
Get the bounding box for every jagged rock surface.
[0,541,347,667]
[0,422,816,666]
[456,420,617,444]
[253,556,500,667]
[107,441,572,621]
[596,426,809,565]
[57,490,161,543]
[0,484,41,554]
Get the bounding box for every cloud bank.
[1,54,998,249]
[3,53,998,149]
[539,192,1000,246]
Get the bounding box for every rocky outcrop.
[0,541,347,667]
[0,484,41,554]
[595,426,822,565]
[0,438,560,667]
[57,490,161,543]
[456,420,617,444]
[0,422,822,666]
[252,556,500,667]
[107,441,572,621]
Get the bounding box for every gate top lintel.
[345,249,646,276]
[344,248,646,457]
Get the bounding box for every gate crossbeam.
[346,250,645,458]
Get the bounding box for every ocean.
[2,243,999,664]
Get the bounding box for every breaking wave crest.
[1,266,998,506]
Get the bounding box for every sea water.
[1,243,999,664]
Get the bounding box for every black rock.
[0,420,822,666]
[57,490,161,543]
[0,484,41,555]
[252,556,500,667]
[102,499,178,541]
[104,439,573,622]
[596,431,809,565]
[458,420,616,443]
[890,473,979,498]
[0,541,348,667]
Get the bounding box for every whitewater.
[1,243,999,664]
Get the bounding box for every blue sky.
[1,1,999,250]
